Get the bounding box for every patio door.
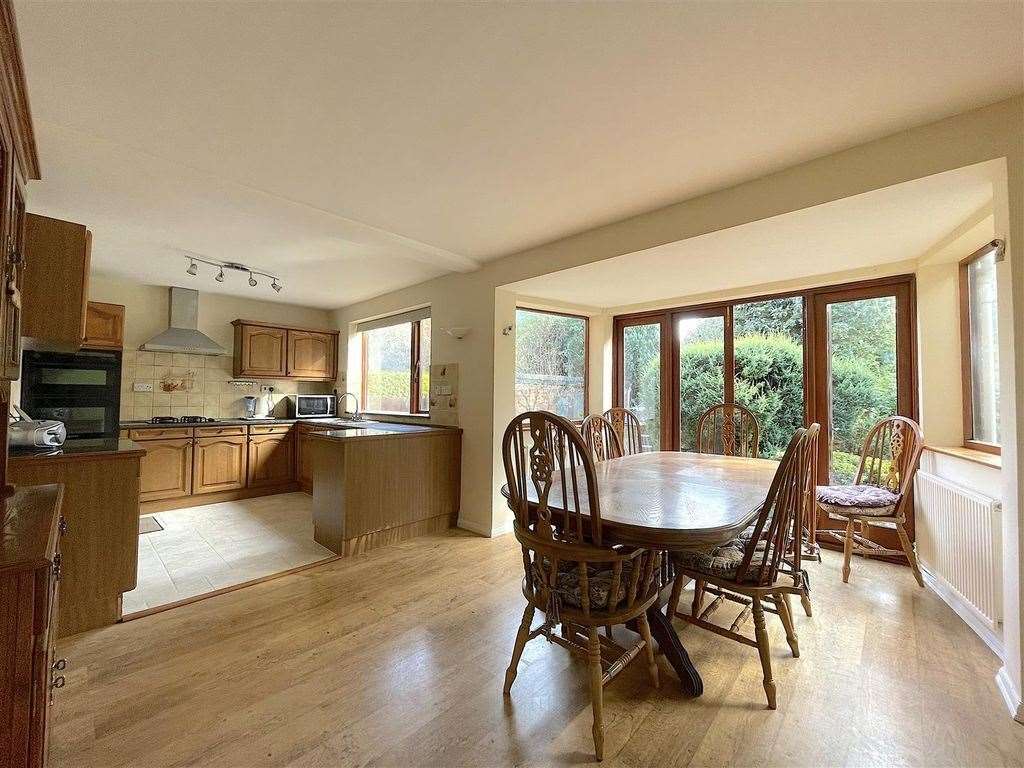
[809,279,917,545]
[673,307,729,452]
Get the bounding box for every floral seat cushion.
[554,560,634,610]
[671,538,766,583]
[816,484,898,518]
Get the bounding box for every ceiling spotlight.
[248,272,258,287]
[186,259,198,276]
[215,267,225,283]
[271,279,282,293]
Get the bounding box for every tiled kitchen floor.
[122,493,335,614]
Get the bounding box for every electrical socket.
[133,382,154,393]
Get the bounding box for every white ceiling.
[508,163,996,309]
[14,1,1023,309]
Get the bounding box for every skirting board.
[457,514,513,538]
[996,666,1024,724]
[921,565,1004,659]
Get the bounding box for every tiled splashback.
[120,351,333,422]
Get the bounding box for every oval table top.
[507,451,779,550]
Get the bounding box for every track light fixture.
[182,253,282,293]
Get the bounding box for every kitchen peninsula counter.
[309,425,461,556]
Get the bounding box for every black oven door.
[21,349,122,438]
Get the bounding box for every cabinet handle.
[52,659,67,672]
[59,516,69,536]
[51,675,65,690]
[52,553,62,581]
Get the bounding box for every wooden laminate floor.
[52,530,1024,767]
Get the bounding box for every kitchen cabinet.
[82,301,125,350]
[233,322,287,378]
[22,213,92,351]
[0,486,64,768]
[193,435,247,494]
[247,427,295,488]
[232,320,338,380]
[137,437,193,502]
[296,422,332,491]
[287,329,335,379]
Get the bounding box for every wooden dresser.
[0,484,65,768]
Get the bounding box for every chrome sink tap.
[340,392,363,421]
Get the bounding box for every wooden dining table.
[506,450,779,697]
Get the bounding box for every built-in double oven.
[20,349,123,438]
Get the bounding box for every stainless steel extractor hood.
[140,287,226,356]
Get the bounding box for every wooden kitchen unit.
[8,441,143,637]
[124,422,299,514]
[310,426,461,557]
[0,485,64,768]
[81,301,124,349]
[232,319,338,380]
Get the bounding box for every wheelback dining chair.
[666,426,815,709]
[581,414,624,462]
[816,415,926,587]
[695,402,760,457]
[502,411,663,761]
[602,406,646,455]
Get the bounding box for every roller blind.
[355,306,431,334]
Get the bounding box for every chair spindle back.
[854,415,924,499]
[581,414,624,462]
[736,427,811,586]
[603,407,646,455]
[696,403,760,457]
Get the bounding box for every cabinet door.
[0,117,15,382]
[138,438,194,502]
[193,436,247,494]
[236,324,287,378]
[247,434,295,487]
[2,179,25,381]
[287,330,336,379]
[82,301,125,349]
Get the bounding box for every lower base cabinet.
[0,485,64,768]
[193,436,247,494]
[138,438,193,502]
[248,433,295,488]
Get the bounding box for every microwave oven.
[293,394,336,418]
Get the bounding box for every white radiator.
[915,470,1002,633]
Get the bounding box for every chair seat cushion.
[671,539,765,582]
[554,560,634,610]
[817,484,898,517]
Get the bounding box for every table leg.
[646,600,703,696]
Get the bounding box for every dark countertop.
[9,438,145,463]
[309,425,445,442]
[120,417,457,432]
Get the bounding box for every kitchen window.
[959,240,1003,454]
[358,309,431,415]
[515,308,588,421]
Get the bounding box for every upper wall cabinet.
[82,301,125,350]
[0,1,41,384]
[287,329,336,380]
[22,213,92,351]
[232,320,338,381]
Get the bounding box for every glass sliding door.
[675,309,728,451]
[811,280,916,546]
[733,296,805,459]
[621,320,664,450]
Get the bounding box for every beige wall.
[87,273,336,421]
[334,95,1024,716]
